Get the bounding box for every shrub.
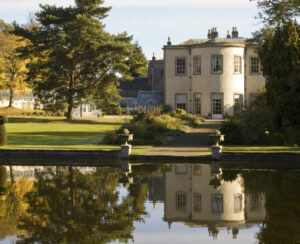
[0,166,7,195]
[181,113,202,127]
[102,131,119,145]
[131,109,149,122]
[0,124,7,146]
[56,110,65,117]
[173,108,186,117]
[0,115,8,125]
[220,119,243,144]
[161,105,172,114]
[283,127,300,146]
[0,115,7,146]
[220,92,277,145]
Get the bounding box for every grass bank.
[223,146,300,153]
[1,117,127,150]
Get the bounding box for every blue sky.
[0,0,262,59]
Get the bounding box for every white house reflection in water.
[163,164,266,240]
[1,163,268,243]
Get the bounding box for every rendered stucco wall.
[164,44,265,117]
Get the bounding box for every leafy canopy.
[13,0,147,119]
[251,0,300,25]
[0,20,30,107]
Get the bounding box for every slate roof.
[179,37,247,46]
[118,77,148,91]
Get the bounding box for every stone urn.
[209,130,224,146]
[209,130,224,159]
[118,128,133,145]
[118,128,133,158]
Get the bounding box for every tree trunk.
[67,70,75,120]
[9,166,14,186]
[8,87,14,108]
[67,103,74,120]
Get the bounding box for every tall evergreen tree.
[256,22,300,131]
[14,0,147,119]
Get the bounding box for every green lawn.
[1,117,126,150]
[223,146,300,153]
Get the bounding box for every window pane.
[212,194,223,213]
[193,164,202,175]
[176,192,187,210]
[212,55,223,73]
[234,194,243,212]
[234,94,243,112]
[176,94,187,110]
[193,93,201,115]
[176,57,186,75]
[193,193,201,212]
[234,56,242,73]
[160,67,164,79]
[250,194,261,211]
[175,164,187,174]
[250,57,260,74]
[193,56,201,74]
[212,93,223,115]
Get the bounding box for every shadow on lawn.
[7,131,105,145]
[8,117,124,126]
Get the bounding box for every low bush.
[0,166,7,195]
[220,91,283,145]
[0,115,8,125]
[102,107,201,145]
[102,131,119,145]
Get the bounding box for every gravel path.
[143,120,223,156]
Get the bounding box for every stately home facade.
[163,27,265,119]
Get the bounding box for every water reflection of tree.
[256,170,300,244]
[221,168,300,244]
[19,166,149,244]
[0,166,33,240]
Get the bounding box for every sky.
[0,0,262,59]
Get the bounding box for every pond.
[0,161,299,244]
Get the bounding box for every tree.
[0,20,29,107]
[13,0,147,119]
[19,166,148,243]
[251,0,300,25]
[255,22,300,141]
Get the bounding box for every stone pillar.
[120,144,131,159]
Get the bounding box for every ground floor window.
[175,94,187,110]
[234,194,243,213]
[212,194,223,213]
[250,194,261,211]
[211,93,223,118]
[234,94,243,112]
[193,93,201,115]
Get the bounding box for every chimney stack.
[207,29,212,39]
[152,52,156,61]
[167,37,172,45]
[211,27,218,38]
[232,27,239,38]
[226,30,231,38]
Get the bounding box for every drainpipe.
[189,48,192,113]
[152,66,154,91]
[244,47,247,106]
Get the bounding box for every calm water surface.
[0,162,299,244]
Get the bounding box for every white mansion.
[160,27,265,119]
